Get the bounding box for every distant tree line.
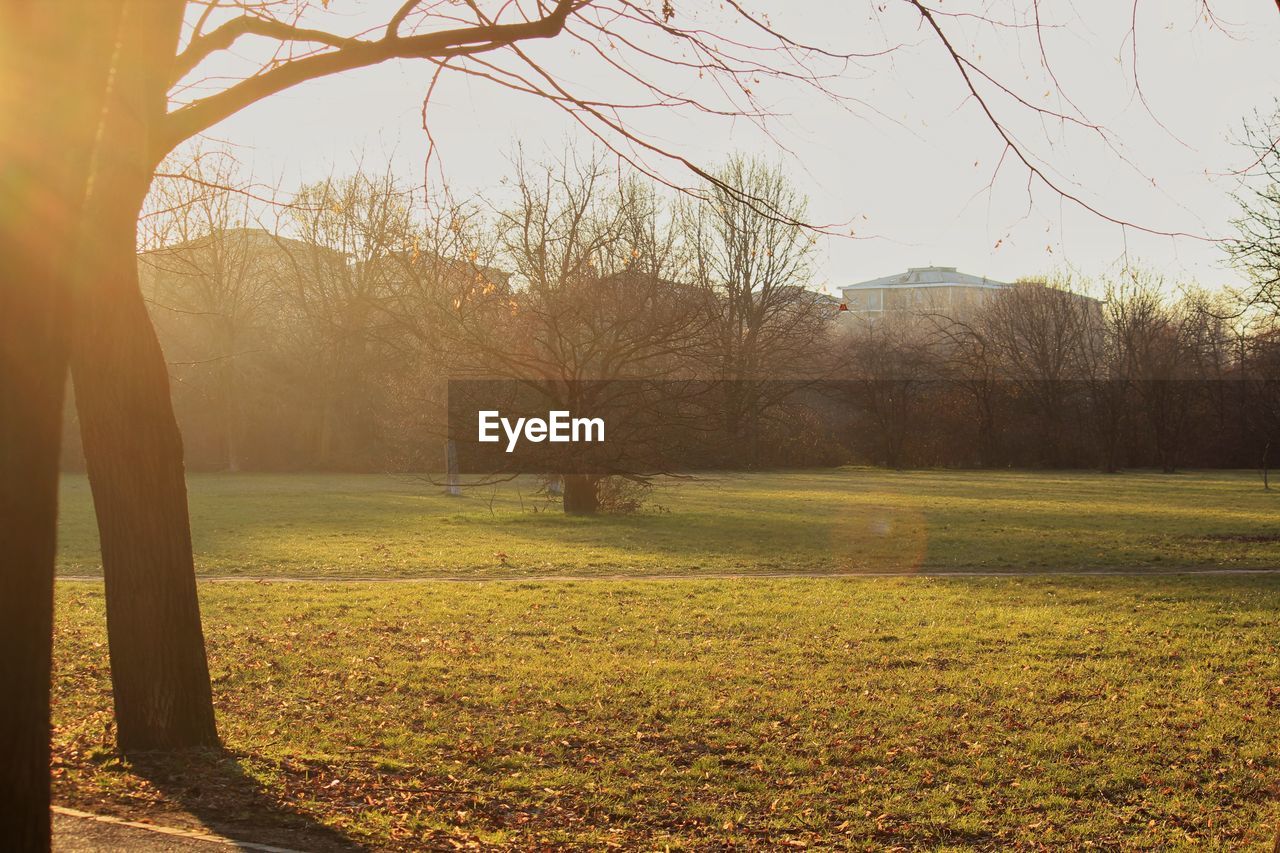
[59,151,832,486]
[58,151,1280,483]
[833,277,1280,474]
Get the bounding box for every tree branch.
[172,15,359,85]
[386,0,425,39]
[906,0,1205,241]
[159,0,580,158]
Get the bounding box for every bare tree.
[1222,104,1280,488]
[0,10,118,847]
[1080,272,1151,474]
[272,172,413,468]
[836,315,939,468]
[139,151,278,472]
[1228,103,1280,317]
[442,153,708,513]
[1241,321,1280,489]
[1115,284,1196,473]
[979,279,1093,467]
[375,190,502,478]
[683,157,832,465]
[931,313,1006,468]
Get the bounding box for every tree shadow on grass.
[128,746,363,852]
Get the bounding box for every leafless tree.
[1240,322,1280,489]
[137,151,280,472]
[682,157,833,464]
[979,278,1093,467]
[271,172,414,467]
[930,313,1006,468]
[1225,104,1280,494]
[1228,103,1280,318]
[1116,283,1197,473]
[836,314,939,469]
[373,191,497,478]
[441,153,709,512]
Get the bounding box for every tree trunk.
[445,439,462,496]
[317,397,336,468]
[563,474,600,515]
[1,3,126,845]
[68,2,218,753]
[72,216,219,751]
[0,184,72,853]
[221,359,243,473]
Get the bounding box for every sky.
[182,0,1280,295]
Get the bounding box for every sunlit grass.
[56,469,1280,577]
[52,575,1280,848]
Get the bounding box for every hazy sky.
[185,1,1280,294]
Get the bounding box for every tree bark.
[0,176,72,853]
[67,1,218,753]
[1262,440,1271,491]
[219,356,244,472]
[1,3,124,845]
[72,208,219,752]
[445,439,462,496]
[562,474,600,515]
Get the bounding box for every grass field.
[56,469,1280,577]
[51,470,1280,848]
[52,575,1280,849]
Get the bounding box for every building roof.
[841,266,1012,292]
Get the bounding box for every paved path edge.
[53,806,306,853]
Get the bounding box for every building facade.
[840,266,1012,317]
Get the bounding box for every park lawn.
[56,469,1280,577]
[51,575,1280,849]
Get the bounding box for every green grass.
[52,576,1280,849]
[57,469,1280,577]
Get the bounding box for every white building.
[840,266,1012,317]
